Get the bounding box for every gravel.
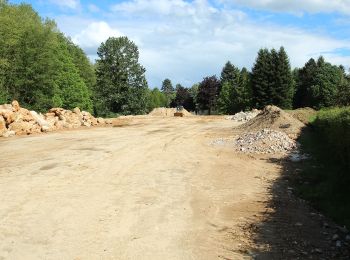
[234,128,297,154]
[225,110,260,122]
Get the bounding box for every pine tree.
[272,47,293,109]
[251,48,273,108]
[236,67,252,111]
[218,61,240,114]
[197,76,220,115]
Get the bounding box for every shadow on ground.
[245,127,350,259]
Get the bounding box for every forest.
[1,1,349,118]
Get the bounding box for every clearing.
[0,116,346,259]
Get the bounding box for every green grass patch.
[295,107,350,228]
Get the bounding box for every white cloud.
[72,21,123,50]
[49,0,80,10]
[220,0,350,15]
[57,0,350,86]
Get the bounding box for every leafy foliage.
[217,62,252,114]
[296,107,350,227]
[197,76,220,115]
[294,57,348,109]
[95,36,148,116]
[173,85,195,111]
[146,88,168,111]
[251,47,293,109]
[0,2,92,112]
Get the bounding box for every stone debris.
[225,109,260,122]
[0,100,112,138]
[234,128,297,154]
[238,105,305,139]
[289,151,309,162]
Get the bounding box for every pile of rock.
[238,105,305,139]
[225,109,260,122]
[234,128,297,154]
[0,100,111,138]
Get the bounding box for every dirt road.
[0,117,343,259]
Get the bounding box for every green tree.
[251,48,273,108]
[294,57,345,109]
[197,76,220,115]
[236,67,252,111]
[0,2,92,111]
[271,47,293,108]
[60,34,96,92]
[293,58,317,108]
[95,36,148,116]
[161,78,174,107]
[161,78,174,94]
[146,87,168,111]
[217,61,241,114]
[251,47,293,109]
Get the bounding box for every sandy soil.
[0,116,344,259]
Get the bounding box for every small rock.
[2,130,15,138]
[295,222,303,227]
[314,248,322,253]
[332,234,339,240]
[73,107,81,114]
[11,100,20,112]
[346,235,350,241]
[339,226,348,234]
[336,240,341,247]
[41,125,50,132]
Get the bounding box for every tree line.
[1,1,349,116]
[166,46,350,115]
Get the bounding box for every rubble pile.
[238,105,305,139]
[234,128,297,154]
[0,100,112,138]
[225,109,260,122]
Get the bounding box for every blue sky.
[10,0,350,87]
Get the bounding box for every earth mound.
[286,107,317,124]
[238,105,305,139]
[149,107,192,116]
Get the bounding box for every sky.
[9,0,350,87]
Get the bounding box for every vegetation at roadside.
[296,107,350,227]
[0,1,94,112]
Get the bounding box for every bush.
[313,107,350,171]
[296,107,350,227]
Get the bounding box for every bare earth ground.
[0,116,346,259]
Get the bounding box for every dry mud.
[0,116,344,259]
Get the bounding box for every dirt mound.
[286,107,317,124]
[149,107,192,116]
[238,105,305,139]
[234,129,297,154]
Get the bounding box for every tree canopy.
[0,2,93,112]
[94,36,148,116]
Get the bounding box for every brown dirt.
[149,107,192,116]
[286,107,317,124]
[0,116,346,259]
[238,105,305,139]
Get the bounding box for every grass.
[294,107,350,228]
